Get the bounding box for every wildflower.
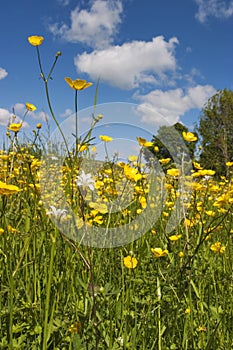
[8,123,22,133]
[182,131,197,142]
[159,158,171,165]
[76,170,95,191]
[169,234,182,241]
[167,168,180,177]
[36,123,42,129]
[64,77,93,90]
[178,251,184,258]
[0,228,4,235]
[0,181,21,195]
[99,135,113,142]
[192,169,215,177]
[185,308,191,314]
[46,206,67,220]
[151,247,169,258]
[89,202,108,214]
[128,155,138,162]
[69,322,81,334]
[197,326,207,332]
[123,165,142,181]
[8,225,19,234]
[154,146,159,152]
[210,242,226,254]
[137,137,147,146]
[28,35,44,46]
[26,102,36,111]
[123,255,138,269]
[226,161,233,167]
[193,161,203,170]
[205,210,215,217]
[78,144,88,152]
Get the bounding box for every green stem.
[42,229,57,350]
[75,90,78,156]
[35,46,70,159]
[8,275,14,350]
[157,276,162,350]
[44,82,70,157]
[36,46,45,80]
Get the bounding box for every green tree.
[196,89,233,178]
[144,122,197,170]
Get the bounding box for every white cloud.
[0,67,8,80]
[12,103,49,122]
[57,0,70,6]
[135,85,216,126]
[195,0,233,22]
[60,108,73,118]
[0,108,11,126]
[49,0,123,49]
[0,107,29,128]
[75,36,179,90]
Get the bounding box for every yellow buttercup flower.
[159,158,171,165]
[123,165,142,181]
[192,169,215,177]
[26,102,37,111]
[169,234,182,241]
[193,161,203,170]
[36,123,42,129]
[151,247,169,258]
[99,135,113,142]
[167,168,180,177]
[210,242,226,254]
[136,137,147,146]
[64,77,93,90]
[8,123,22,133]
[226,161,233,167]
[89,202,108,214]
[123,255,138,269]
[28,35,44,46]
[0,181,21,196]
[182,131,197,142]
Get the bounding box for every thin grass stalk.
[42,228,57,350]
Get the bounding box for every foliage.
[196,89,233,178]
[0,36,233,350]
[144,122,197,171]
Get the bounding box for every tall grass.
[0,36,233,349]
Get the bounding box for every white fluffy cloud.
[195,0,233,22]
[0,107,29,128]
[0,108,11,126]
[0,67,8,80]
[0,104,49,128]
[60,108,73,118]
[49,0,123,49]
[13,103,49,122]
[135,85,216,126]
[57,0,70,6]
[75,36,179,89]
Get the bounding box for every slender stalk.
[35,46,70,159]
[44,82,70,157]
[75,90,78,156]
[42,229,57,350]
[157,276,162,350]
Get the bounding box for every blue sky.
[0,0,233,148]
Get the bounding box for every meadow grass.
[0,36,233,350]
